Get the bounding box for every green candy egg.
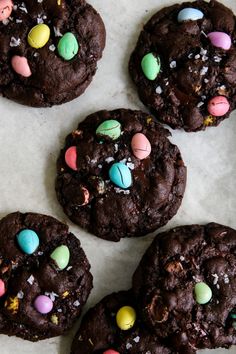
[96,120,121,140]
[194,282,212,305]
[141,53,161,81]
[57,32,79,61]
[50,245,70,270]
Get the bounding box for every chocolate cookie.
[129,0,236,132]
[55,109,187,242]
[0,212,92,341]
[71,290,171,354]
[0,0,105,107]
[132,223,236,353]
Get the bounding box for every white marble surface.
[0,0,236,353]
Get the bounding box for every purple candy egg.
[34,295,53,314]
[208,31,232,50]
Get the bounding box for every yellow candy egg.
[116,306,136,330]
[28,24,50,49]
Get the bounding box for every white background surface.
[0,0,236,353]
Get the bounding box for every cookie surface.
[55,109,187,242]
[129,0,236,132]
[0,0,105,107]
[0,212,92,341]
[71,290,171,354]
[132,223,236,353]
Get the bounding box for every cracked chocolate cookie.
[129,0,236,132]
[71,290,171,354]
[55,109,187,242]
[0,0,105,107]
[132,223,236,353]
[0,212,92,341]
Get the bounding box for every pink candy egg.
[131,133,151,160]
[208,32,232,50]
[65,146,77,170]
[103,350,120,354]
[11,56,32,77]
[0,0,13,21]
[34,295,53,314]
[0,279,6,297]
[207,96,230,116]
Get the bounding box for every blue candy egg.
[17,229,39,255]
[109,163,132,189]
[177,8,204,23]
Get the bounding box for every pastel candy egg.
[141,53,161,81]
[50,245,70,270]
[116,306,136,330]
[58,32,79,60]
[11,56,32,77]
[34,295,53,314]
[96,120,121,140]
[177,8,204,23]
[0,279,6,297]
[194,282,212,305]
[109,163,132,189]
[0,0,13,21]
[208,32,232,50]
[65,146,77,170]
[28,24,50,49]
[207,96,230,116]
[103,351,119,354]
[16,229,39,255]
[131,133,151,160]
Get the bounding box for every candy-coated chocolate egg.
[207,96,230,116]
[34,295,53,314]
[50,245,70,270]
[0,279,5,297]
[194,282,212,305]
[208,31,232,50]
[11,56,32,77]
[0,0,13,21]
[103,350,119,354]
[96,120,121,140]
[141,53,161,81]
[57,32,79,60]
[28,24,50,49]
[65,146,77,170]
[16,229,39,255]
[109,163,132,189]
[177,8,204,22]
[116,306,136,330]
[131,133,151,160]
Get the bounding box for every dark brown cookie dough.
[129,0,236,132]
[132,223,236,353]
[55,109,187,242]
[0,212,92,341]
[71,290,171,354]
[0,0,106,107]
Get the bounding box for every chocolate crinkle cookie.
[55,109,186,242]
[71,290,171,354]
[129,0,236,132]
[0,212,92,341]
[0,0,105,107]
[132,223,236,353]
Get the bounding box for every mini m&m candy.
[131,133,151,160]
[109,163,132,189]
[50,245,70,270]
[207,96,230,117]
[103,350,119,354]
[58,32,79,61]
[208,32,232,51]
[194,282,212,305]
[11,56,32,77]
[0,279,6,297]
[177,8,204,23]
[16,229,39,255]
[0,0,13,21]
[34,295,53,314]
[28,24,50,49]
[116,306,136,330]
[141,53,161,81]
[96,120,121,140]
[65,146,77,170]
